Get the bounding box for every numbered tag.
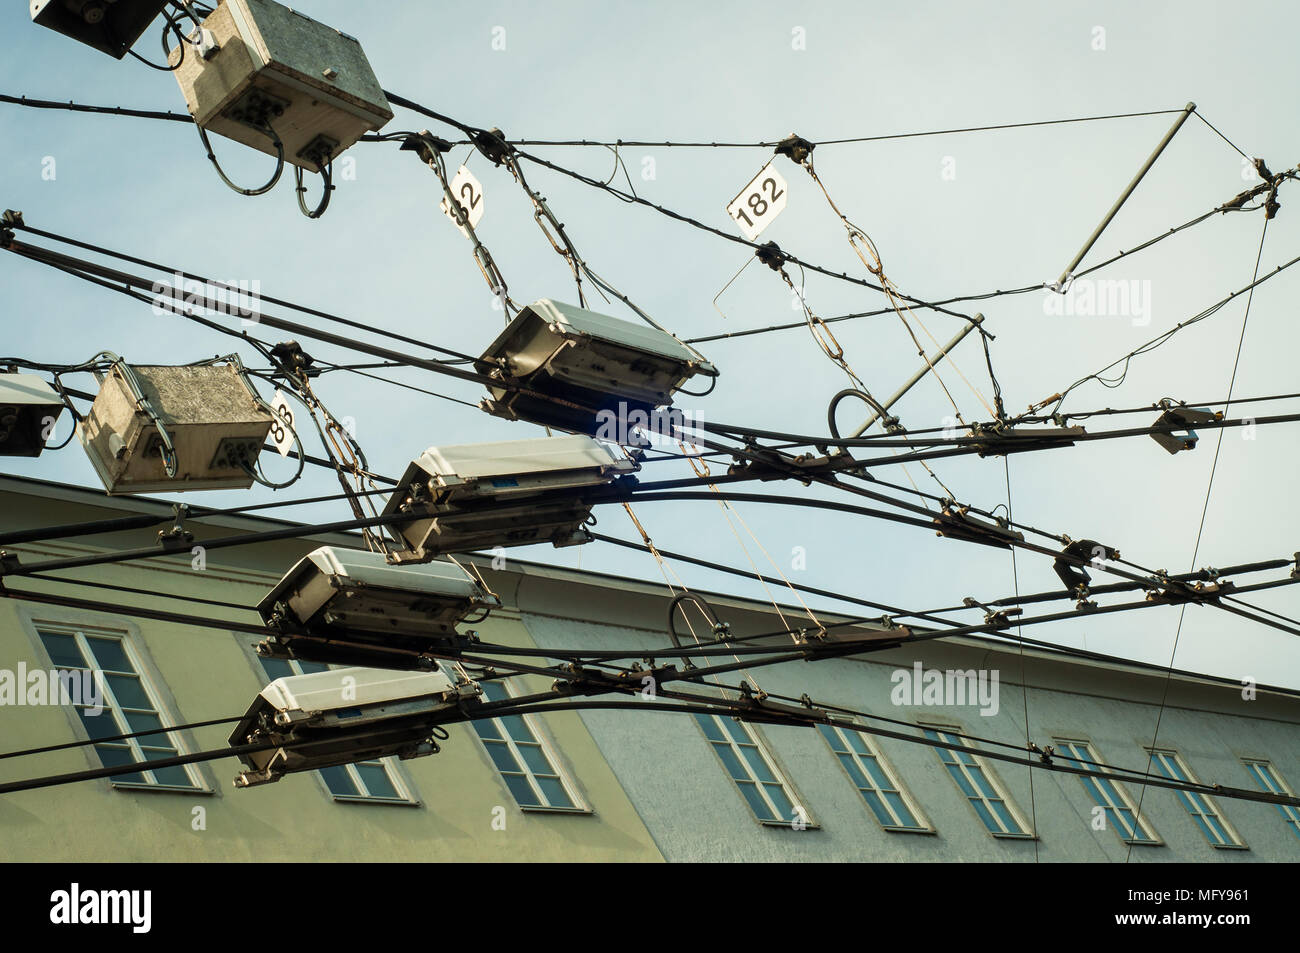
[726,161,788,240]
[440,165,485,237]
[269,390,296,458]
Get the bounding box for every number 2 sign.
[726,161,788,240]
[440,165,485,237]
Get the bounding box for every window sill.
[519,805,594,815]
[331,795,420,807]
[882,825,936,835]
[991,831,1038,841]
[1210,842,1250,851]
[111,781,213,795]
[758,819,822,830]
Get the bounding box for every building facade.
[1,475,1298,862]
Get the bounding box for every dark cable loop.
[196,122,285,196]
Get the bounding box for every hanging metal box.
[256,546,500,668]
[382,434,638,562]
[0,374,64,458]
[230,666,474,787]
[170,0,392,169]
[77,363,273,494]
[475,299,718,435]
[30,0,170,59]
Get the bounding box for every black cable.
[8,222,482,364]
[196,121,285,196]
[294,160,334,219]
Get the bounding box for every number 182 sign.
[726,161,788,240]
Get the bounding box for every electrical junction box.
[0,374,64,457]
[169,0,392,170]
[77,362,274,495]
[229,665,479,787]
[475,299,718,436]
[382,434,639,562]
[31,0,170,59]
[256,546,500,668]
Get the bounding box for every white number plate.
[440,165,485,236]
[726,161,788,240]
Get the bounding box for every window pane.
[355,763,400,800]
[482,739,522,774]
[104,674,151,710]
[696,714,726,743]
[259,658,295,681]
[736,780,776,821]
[84,637,132,674]
[319,764,361,797]
[516,742,554,778]
[503,772,540,808]
[39,631,85,668]
[536,776,574,809]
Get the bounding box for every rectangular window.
[922,725,1030,837]
[257,656,415,804]
[473,680,585,812]
[696,713,805,826]
[819,723,927,831]
[1242,759,1300,840]
[37,624,202,791]
[1148,748,1243,848]
[1053,739,1158,844]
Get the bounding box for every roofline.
[2,473,1297,700]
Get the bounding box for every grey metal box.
[77,363,273,494]
[382,434,637,562]
[31,0,169,59]
[0,373,64,457]
[170,0,392,169]
[476,299,717,434]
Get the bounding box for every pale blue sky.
[2,1,1298,687]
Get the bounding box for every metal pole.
[850,313,984,437]
[1055,102,1197,288]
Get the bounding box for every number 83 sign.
[726,161,788,241]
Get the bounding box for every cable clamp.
[774,133,815,164]
[472,127,513,166]
[754,241,788,271]
[399,130,453,165]
[158,504,194,550]
[0,209,22,247]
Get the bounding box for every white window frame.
[921,723,1034,839]
[1053,738,1160,846]
[473,679,589,813]
[33,620,208,794]
[1147,747,1246,850]
[818,722,931,833]
[257,656,417,806]
[1242,758,1300,840]
[695,712,813,828]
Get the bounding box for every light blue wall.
[521,612,1300,862]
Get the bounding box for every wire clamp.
[399,130,453,165]
[754,241,788,271]
[472,127,513,166]
[774,133,815,164]
[0,550,19,578]
[158,504,194,550]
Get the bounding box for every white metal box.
[31,0,169,59]
[229,666,473,787]
[0,373,64,457]
[170,0,392,169]
[382,435,638,562]
[476,299,718,434]
[256,546,499,668]
[77,362,273,494]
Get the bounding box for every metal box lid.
[258,666,456,716]
[414,434,635,489]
